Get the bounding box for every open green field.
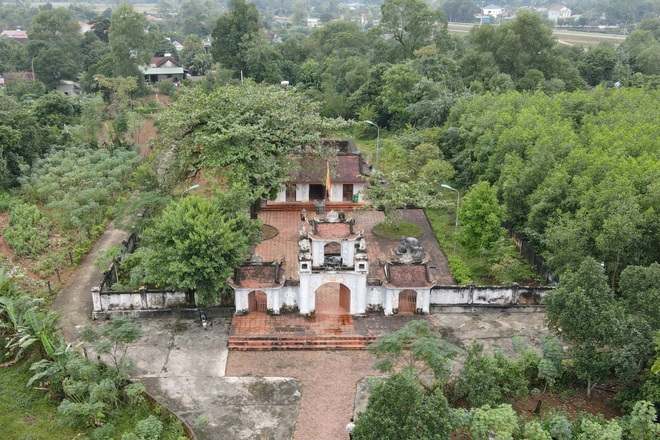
[448,22,627,46]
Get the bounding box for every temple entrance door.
[339,284,350,311]
[315,282,350,315]
[342,184,354,202]
[309,184,326,201]
[248,290,268,313]
[398,290,417,314]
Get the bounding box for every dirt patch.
[512,388,620,421]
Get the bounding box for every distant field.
[52,2,158,14]
[448,22,627,47]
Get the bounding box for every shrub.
[93,423,116,440]
[0,192,17,212]
[544,414,572,440]
[4,203,50,257]
[134,415,163,440]
[447,253,472,285]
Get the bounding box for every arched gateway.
[315,282,351,315]
[247,290,268,313]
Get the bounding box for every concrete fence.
[430,283,550,306]
[92,286,196,319]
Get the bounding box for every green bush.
[446,253,472,285]
[134,415,164,440]
[452,341,535,408]
[93,422,116,440]
[4,204,50,258]
[0,192,17,212]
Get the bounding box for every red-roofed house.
[143,54,185,84]
[1,29,27,40]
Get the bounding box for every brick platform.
[228,310,433,351]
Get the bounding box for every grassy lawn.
[426,208,539,285]
[372,220,423,239]
[0,359,82,439]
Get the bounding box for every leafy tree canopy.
[352,370,452,440]
[128,188,261,305]
[155,81,342,200]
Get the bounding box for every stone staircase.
[227,334,378,351]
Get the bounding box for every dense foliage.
[357,320,660,439]
[155,81,340,200]
[0,273,186,439]
[127,190,261,305]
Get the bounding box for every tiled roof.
[150,56,182,68]
[1,29,27,38]
[233,264,282,288]
[312,222,354,240]
[289,154,368,184]
[386,264,434,288]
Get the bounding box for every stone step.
[228,335,378,351]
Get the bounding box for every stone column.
[91,287,102,314]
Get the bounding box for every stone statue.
[358,237,367,251]
[395,236,425,261]
[250,253,263,265]
[299,238,311,251]
[396,237,419,254]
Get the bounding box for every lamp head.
[364,120,377,127]
[440,184,453,190]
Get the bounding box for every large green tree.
[457,181,505,257]
[156,82,337,202]
[352,371,452,440]
[27,8,82,89]
[211,0,261,74]
[380,0,447,59]
[544,258,621,398]
[130,190,260,305]
[107,4,155,78]
[468,11,557,81]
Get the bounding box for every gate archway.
[398,290,417,314]
[315,282,350,315]
[247,290,268,313]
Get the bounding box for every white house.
[482,4,504,17]
[143,54,185,84]
[548,5,572,22]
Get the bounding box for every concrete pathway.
[51,222,128,342]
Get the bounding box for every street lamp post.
[364,120,380,172]
[440,184,460,253]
